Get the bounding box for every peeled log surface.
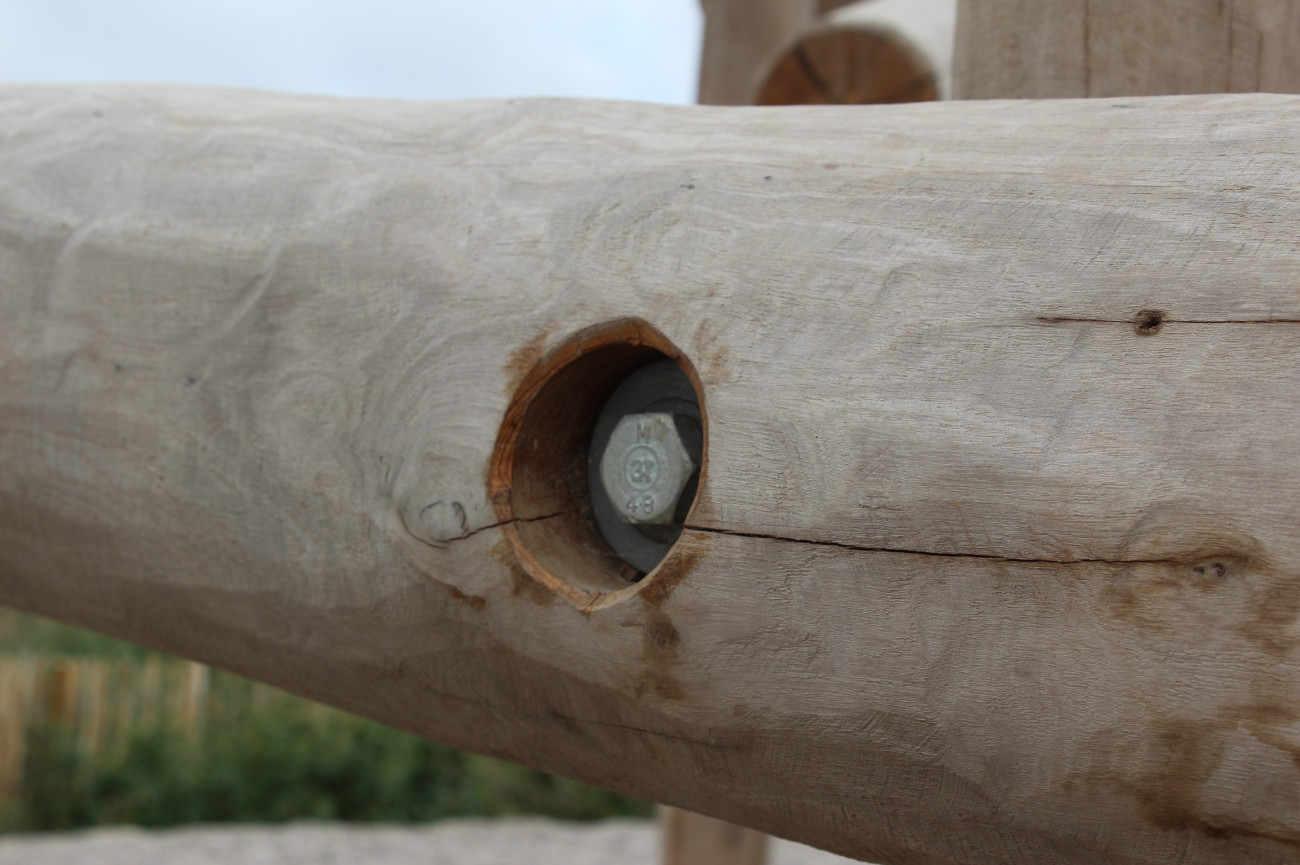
[1,86,1300,864]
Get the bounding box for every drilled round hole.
[490,320,706,606]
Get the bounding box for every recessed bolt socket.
[588,361,703,576]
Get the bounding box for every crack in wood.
[684,523,1187,567]
[416,511,563,550]
[1037,316,1300,325]
[793,45,840,104]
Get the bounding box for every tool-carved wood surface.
[0,85,1298,864]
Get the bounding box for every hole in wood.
[755,26,939,106]
[490,320,706,606]
[1133,309,1165,335]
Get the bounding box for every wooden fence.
[0,655,334,806]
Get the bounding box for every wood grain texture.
[955,0,1300,99]
[1,86,1299,864]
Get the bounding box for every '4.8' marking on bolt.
[625,493,658,516]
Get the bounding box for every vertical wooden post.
[180,662,209,740]
[0,661,29,805]
[661,806,769,865]
[698,0,814,104]
[954,0,1300,98]
[46,659,79,726]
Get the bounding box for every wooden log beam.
[954,0,1300,98]
[1,85,1300,864]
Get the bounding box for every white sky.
[0,0,703,104]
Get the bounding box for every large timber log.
[1,85,1299,864]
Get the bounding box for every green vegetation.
[0,610,152,659]
[0,609,652,833]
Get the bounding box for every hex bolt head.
[600,413,696,525]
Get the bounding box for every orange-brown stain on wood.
[446,585,487,612]
[1105,550,1254,634]
[1103,524,1285,637]
[1120,714,1300,845]
[1240,577,1300,657]
[1130,718,1232,837]
[631,534,707,701]
[492,538,555,606]
[637,533,705,609]
[1061,707,1300,845]
[690,318,733,386]
[1105,539,1300,657]
[1242,706,1300,777]
[636,609,685,700]
[1094,522,1300,844]
[1246,669,1300,776]
[502,328,551,396]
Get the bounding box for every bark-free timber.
[954,0,1300,98]
[1,86,1299,864]
[698,0,814,104]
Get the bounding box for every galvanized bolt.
[600,413,695,525]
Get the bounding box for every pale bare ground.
[0,819,869,865]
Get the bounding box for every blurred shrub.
[0,610,652,832]
[0,611,151,660]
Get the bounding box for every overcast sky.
[0,0,703,104]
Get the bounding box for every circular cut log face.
[756,26,938,106]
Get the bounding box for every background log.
[1,86,1299,864]
[698,0,956,106]
[954,0,1300,98]
[754,0,955,105]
